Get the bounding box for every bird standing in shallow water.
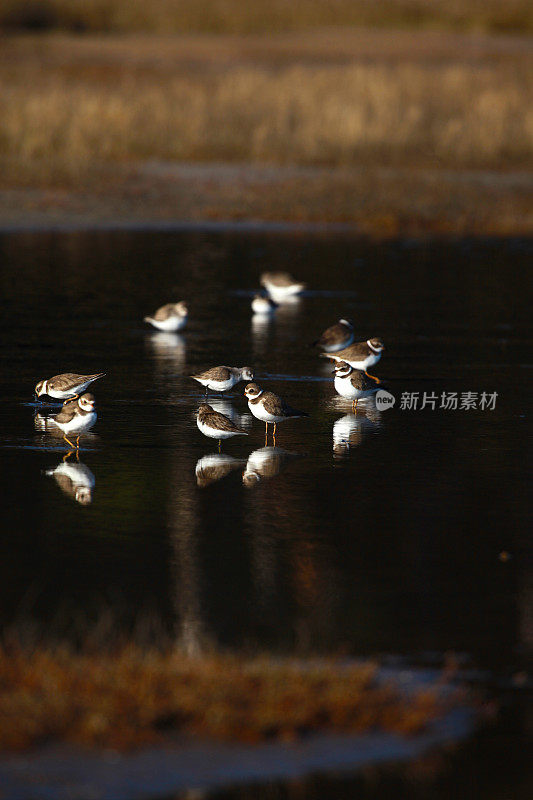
[49,393,97,448]
[244,383,308,443]
[191,366,254,397]
[196,403,249,451]
[260,272,305,302]
[34,372,105,403]
[321,338,384,382]
[333,362,378,411]
[144,301,188,332]
[312,318,354,352]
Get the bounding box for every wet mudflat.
[0,229,530,797]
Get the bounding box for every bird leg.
[364,371,380,384]
[218,440,222,453]
[76,435,80,448]
[63,434,76,449]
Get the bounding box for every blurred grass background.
[1,0,532,34]
[0,2,531,230]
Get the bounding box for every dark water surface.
[0,230,531,796]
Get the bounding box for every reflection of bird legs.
[218,439,222,453]
[63,394,79,405]
[365,371,380,384]
[62,449,76,462]
[273,422,277,446]
[352,398,358,413]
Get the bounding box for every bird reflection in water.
[44,450,95,505]
[243,446,300,487]
[195,454,247,488]
[146,332,186,374]
[208,399,252,430]
[332,401,382,459]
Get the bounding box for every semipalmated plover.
[313,318,354,352]
[45,453,95,505]
[191,366,254,396]
[196,403,249,449]
[244,383,308,439]
[195,454,246,488]
[260,272,305,301]
[252,294,277,315]
[333,362,378,411]
[50,393,97,448]
[321,337,384,382]
[144,301,188,332]
[34,372,105,402]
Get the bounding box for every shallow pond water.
[0,229,531,796]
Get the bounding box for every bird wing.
[262,272,295,287]
[336,341,367,360]
[53,405,78,424]
[152,303,176,320]
[207,408,247,433]
[194,366,232,382]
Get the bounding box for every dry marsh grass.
[1,33,532,186]
[0,643,446,750]
[1,0,532,34]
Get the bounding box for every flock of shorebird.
[33,271,385,450]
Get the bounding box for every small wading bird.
[196,403,249,451]
[260,271,305,302]
[312,318,354,352]
[144,301,188,332]
[244,383,308,442]
[49,393,97,448]
[251,294,277,315]
[333,362,379,411]
[191,366,254,397]
[34,372,105,403]
[321,337,384,383]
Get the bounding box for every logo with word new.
[375,390,396,411]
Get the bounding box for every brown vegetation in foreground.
[0,645,445,751]
[1,0,532,35]
[0,31,532,187]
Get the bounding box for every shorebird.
[196,403,249,450]
[49,393,97,448]
[260,271,305,302]
[333,361,378,411]
[144,301,188,332]
[244,383,308,441]
[34,372,105,402]
[251,294,277,315]
[191,366,254,396]
[312,318,354,352]
[321,338,384,382]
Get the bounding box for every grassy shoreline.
[0,643,455,751]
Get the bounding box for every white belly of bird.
[197,418,243,439]
[344,351,381,370]
[335,376,376,402]
[248,402,286,423]
[195,376,236,392]
[53,411,97,434]
[265,283,304,302]
[51,462,96,489]
[149,315,186,331]
[49,380,93,399]
[322,332,355,353]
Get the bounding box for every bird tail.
[90,373,106,380]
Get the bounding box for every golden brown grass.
[1,0,532,34]
[0,31,532,187]
[0,643,447,751]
